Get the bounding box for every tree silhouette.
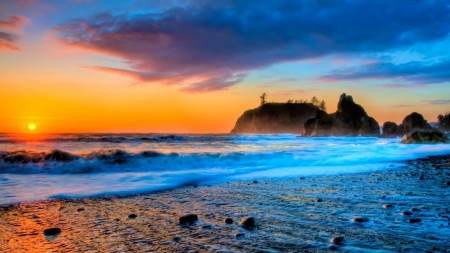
[319,100,326,111]
[260,92,267,105]
[310,96,319,106]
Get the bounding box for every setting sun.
[28,123,36,131]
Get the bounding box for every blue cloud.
[55,0,450,92]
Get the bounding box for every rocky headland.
[230,102,318,134]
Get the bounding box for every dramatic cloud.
[0,15,27,51]
[318,60,450,84]
[55,0,450,92]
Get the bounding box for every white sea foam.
[0,134,449,204]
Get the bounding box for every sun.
[28,123,37,131]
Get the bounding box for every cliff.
[303,93,380,136]
[230,103,318,134]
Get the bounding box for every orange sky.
[1,1,449,133]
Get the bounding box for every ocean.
[1,133,450,205]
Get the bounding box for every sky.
[1,0,450,133]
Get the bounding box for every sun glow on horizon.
[28,123,36,131]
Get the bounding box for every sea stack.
[303,93,380,136]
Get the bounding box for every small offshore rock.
[317,199,323,202]
[383,204,393,208]
[128,214,137,219]
[253,180,258,184]
[409,218,422,223]
[402,211,413,216]
[225,218,234,224]
[44,228,61,236]
[240,217,256,230]
[300,177,305,180]
[352,217,370,222]
[179,214,198,225]
[330,236,344,244]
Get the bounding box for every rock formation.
[401,130,449,144]
[303,93,380,136]
[230,103,318,134]
[438,113,450,132]
[381,121,399,138]
[399,112,433,134]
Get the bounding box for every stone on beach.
[352,217,370,222]
[179,214,198,225]
[240,217,256,229]
[224,218,234,224]
[44,228,61,236]
[128,214,137,219]
[330,236,344,244]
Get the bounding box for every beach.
[1,154,449,252]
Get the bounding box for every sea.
[1,133,450,205]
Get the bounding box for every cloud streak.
[0,15,27,51]
[55,0,450,92]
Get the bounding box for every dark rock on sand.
[179,214,198,225]
[382,121,399,137]
[240,217,256,230]
[77,208,84,212]
[409,218,422,223]
[128,214,137,219]
[44,228,61,236]
[303,93,380,136]
[330,236,344,244]
[401,130,449,144]
[231,102,318,134]
[352,217,370,222]
[235,233,245,238]
[225,218,234,224]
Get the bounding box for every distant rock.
[231,103,318,134]
[179,214,198,225]
[400,112,433,133]
[381,121,399,138]
[438,113,450,132]
[401,130,449,144]
[303,93,380,136]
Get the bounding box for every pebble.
[402,211,413,216]
[352,217,370,222]
[179,214,198,225]
[128,214,137,219]
[235,233,245,238]
[225,218,234,224]
[44,228,61,236]
[383,204,393,208]
[409,218,422,223]
[77,208,84,212]
[330,236,344,244]
[240,217,256,230]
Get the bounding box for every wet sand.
[1,155,449,252]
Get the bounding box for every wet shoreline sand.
[1,155,450,252]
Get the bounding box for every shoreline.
[1,155,450,252]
